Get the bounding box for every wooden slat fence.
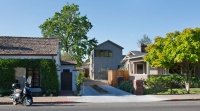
[108,70,129,86]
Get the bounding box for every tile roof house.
[121,44,169,80]
[0,36,77,93]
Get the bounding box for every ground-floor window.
[137,64,144,74]
[26,68,40,88]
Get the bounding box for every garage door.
[61,72,72,90]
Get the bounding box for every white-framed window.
[136,63,144,74]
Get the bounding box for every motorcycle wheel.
[13,101,17,105]
[23,97,31,106]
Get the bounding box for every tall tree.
[39,3,98,66]
[61,52,75,62]
[144,27,200,93]
[174,28,200,80]
[137,34,152,47]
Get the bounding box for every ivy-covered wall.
[0,59,59,96]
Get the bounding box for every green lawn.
[144,88,200,95]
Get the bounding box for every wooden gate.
[108,70,129,86]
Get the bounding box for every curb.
[165,99,200,101]
[0,101,74,105]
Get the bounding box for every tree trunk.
[185,81,190,94]
[185,65,193,94]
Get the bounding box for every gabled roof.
[129,51,147,58]
[121,51,147,63]
[0,36,59,55]
[97,40,124,49]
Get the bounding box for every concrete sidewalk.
[0,96,81,104]
[151,94,200,101]
[79,85,200,103]
[1,94,200,105]
[1,84,200,104]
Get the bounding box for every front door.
[137,64,143,74]
[61,72,72,90]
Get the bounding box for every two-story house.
[89,40,124,80]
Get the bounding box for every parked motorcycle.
[10,76,33,106]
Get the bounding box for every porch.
[128,61,169,80]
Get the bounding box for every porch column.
[146,62,150,75]
[165,68,169,74]
[128,59,131,74]
[132,63,135,74]
[57,71,61,91]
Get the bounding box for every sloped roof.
[121,51,147,63]
[98,40,124,49]
[61,61,77,65]
[129,51,147,58]
[0,36,59,55]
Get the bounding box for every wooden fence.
[108,70,129,86]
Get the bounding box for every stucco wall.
[130,74,148,81]
[150,67,158,74]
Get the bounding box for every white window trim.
[136,63,145,74]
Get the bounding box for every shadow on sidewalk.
[59,90,75,96]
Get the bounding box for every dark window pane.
[94,50,112,57]
[26,68,40,88]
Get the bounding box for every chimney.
[140,44,147,52]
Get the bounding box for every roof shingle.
[0,36,59,55]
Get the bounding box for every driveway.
[75,79,168,103]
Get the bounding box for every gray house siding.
[90,40,123,80]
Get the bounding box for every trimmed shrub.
[190,77,200,88]
[76,72,85,95]
[119,81,134,93]
[145,75,186,91]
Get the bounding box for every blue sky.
[0,0,200,55]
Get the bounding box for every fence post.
[134,80,144,95]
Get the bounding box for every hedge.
[0,59,59,96]
[145,75,200,91]
[119,81,134,93]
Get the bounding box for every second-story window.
[95,50,112,57]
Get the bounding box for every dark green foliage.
[76,72,85,94]
[0,59,59,96]
[39,3,98,66]
[145,75,200,94]
[190,77,200,88]
[40,60,59,96]
[119,81,134,93]
[145,75,185,90]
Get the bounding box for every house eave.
[129,55,144,59]
[0,54,57,56]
